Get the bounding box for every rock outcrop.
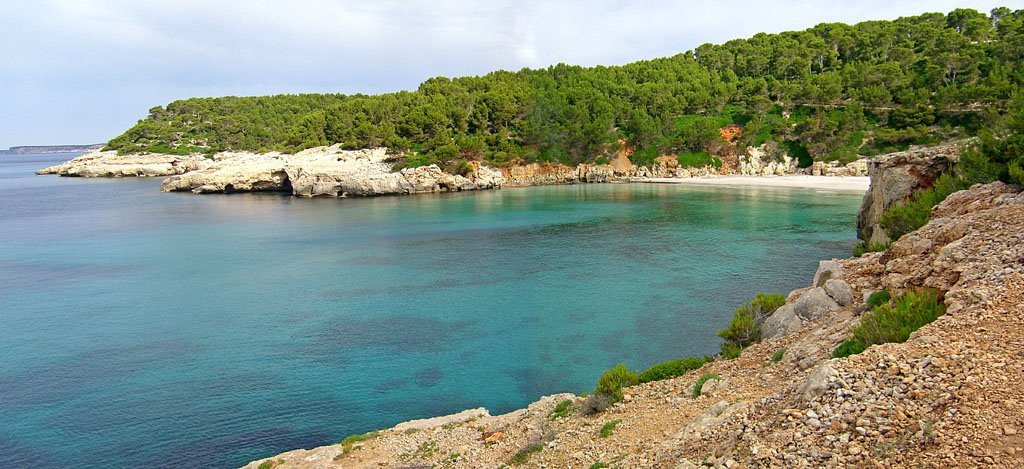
[856,142,960,244]
[738,144,798,176]
[36,149,209,177]
[158,146,503,197]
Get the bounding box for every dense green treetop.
[106,7,1023,170]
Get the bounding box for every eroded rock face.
[856,143,960,244]
[36,150,209,177]
[738,144,799,176]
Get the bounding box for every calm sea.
[0,153,863,468]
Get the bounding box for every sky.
[0,0,1014,148]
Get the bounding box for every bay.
[0,153,862,468]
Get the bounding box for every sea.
[0,153,864,468]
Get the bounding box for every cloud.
[0,0,1004,147]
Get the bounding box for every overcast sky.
[0,0,1012,148]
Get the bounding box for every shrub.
[717,292,786,355]
[599,419,622,438]
[549,399,574,420]
[692,373,720,398]
[589,463,610,469]
[771,348,787,363]
[509,442,544,465]
[444,159,474,176]
[833,290,945,358]
[852,241,892,257]
[580,393,613,415]
[638,356,707,383]
[594,364,639,402]
[867,290,892,308]
[880,173,963,240]
[677,151,721,168]
[594,156,610,165]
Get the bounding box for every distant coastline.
[0,144,104,155]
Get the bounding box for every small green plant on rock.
[692,373,720,398]
[638,356,707,383]
[594,364,639,403]
[867,290,892,308]
[833,289,945,358]
[771,348,787,363]
[549,399,574,420]
[589,462,610,469]
[599,419,622,438]
[337,430,380,456]
[508,442,544,465]
[717,292,785,357]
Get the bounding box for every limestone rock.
[793,287,840,321]
[37,149,209,178]
[813,260,844,287]
[762,304,802,339]
[799,360,838,401]
[393,407,490,432]
[823,278,855,306]
[856,143,960,244]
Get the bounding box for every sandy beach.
[639,175,871,192]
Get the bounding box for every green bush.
[677,151,722,169]
[833,290,945,358]
[594,364,639,403]
[867,290,892,308]
[638,356,707,383]
[771,348,787,363]
[509,442,544,465]
[692,373,720,398]
[549,399,574,420]
[717,293,786,355]
[852,241,892,257]
[880,173,964,240]
[599,419,622,438]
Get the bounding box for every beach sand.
[639,175,870,192]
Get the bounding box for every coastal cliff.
[241,155,1024,467]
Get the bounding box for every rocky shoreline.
[239,142,1024,468]
[35,143,877,198]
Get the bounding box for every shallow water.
[0,154,863,468]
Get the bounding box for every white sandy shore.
[638,175,870,192]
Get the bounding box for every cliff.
[241,168,1024,467]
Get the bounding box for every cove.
[0,154,862,468]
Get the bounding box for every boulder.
[792,287,840,321]
[762,304,802,339]
[823,278,855,306]
[798,360,838,401]
[812,260,844,287]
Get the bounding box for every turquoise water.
[0,153,863,468]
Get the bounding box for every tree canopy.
[106,7,1024,170]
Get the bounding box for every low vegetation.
[594,364,640,403]
[549,399,574,420]
[771,348,787,363]
[508,442,544,465]
[717,292,786,357]
[852,240,892,257]
[638,356,708,383]
[692,373,720,398]
[599,419,622,438]
[833,289,946,358]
